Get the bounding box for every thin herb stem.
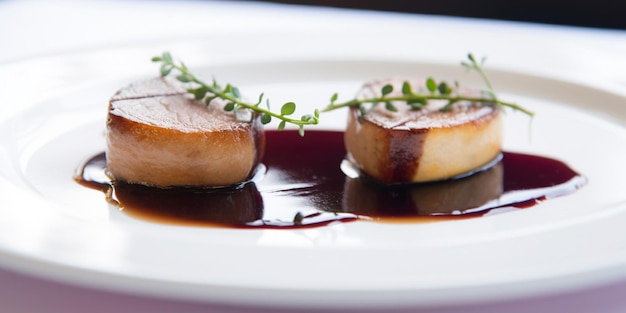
[152,52,319,136]
[323,53,534,118]
[323,94,534,116]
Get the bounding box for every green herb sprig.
[152,52,319,136]
[322,53,534,117]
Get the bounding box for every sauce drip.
[75,130,586,228]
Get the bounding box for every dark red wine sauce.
[75,130,587,228]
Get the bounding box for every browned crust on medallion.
[110,77,188,101]
[345,78,502,184]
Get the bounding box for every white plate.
[0,35,626,309]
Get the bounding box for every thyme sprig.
[322,53,534,117]
[152,52,319,136]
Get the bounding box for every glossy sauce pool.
[75,130,587,228]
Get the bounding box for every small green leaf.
[467,53,476,63]
[426,77,437,93]
[204,96,216,105]
[151,56,162,62]
[223,102,235,111]
[176,74,191,83]
[255,93,265,106]
[160,64,172,76]
[281,102,296,116]
[162,52,173,63]
[385,102,397,112]
[381,84,393,97]
[438,82,452,95]
[408,101,425,110]
[189,87,207,100]
[440,100,457,111]
[231,87,241,99]
[278,120,286,130]
[401,81,412,95]
[314,108,320,118]
[330,92,338,103]
[261,114,271,124]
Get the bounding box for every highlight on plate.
[74,52,587,228]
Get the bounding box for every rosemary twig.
[322,53,534,117]
[152,52,319,136]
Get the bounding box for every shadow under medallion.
[76,130,586,228]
